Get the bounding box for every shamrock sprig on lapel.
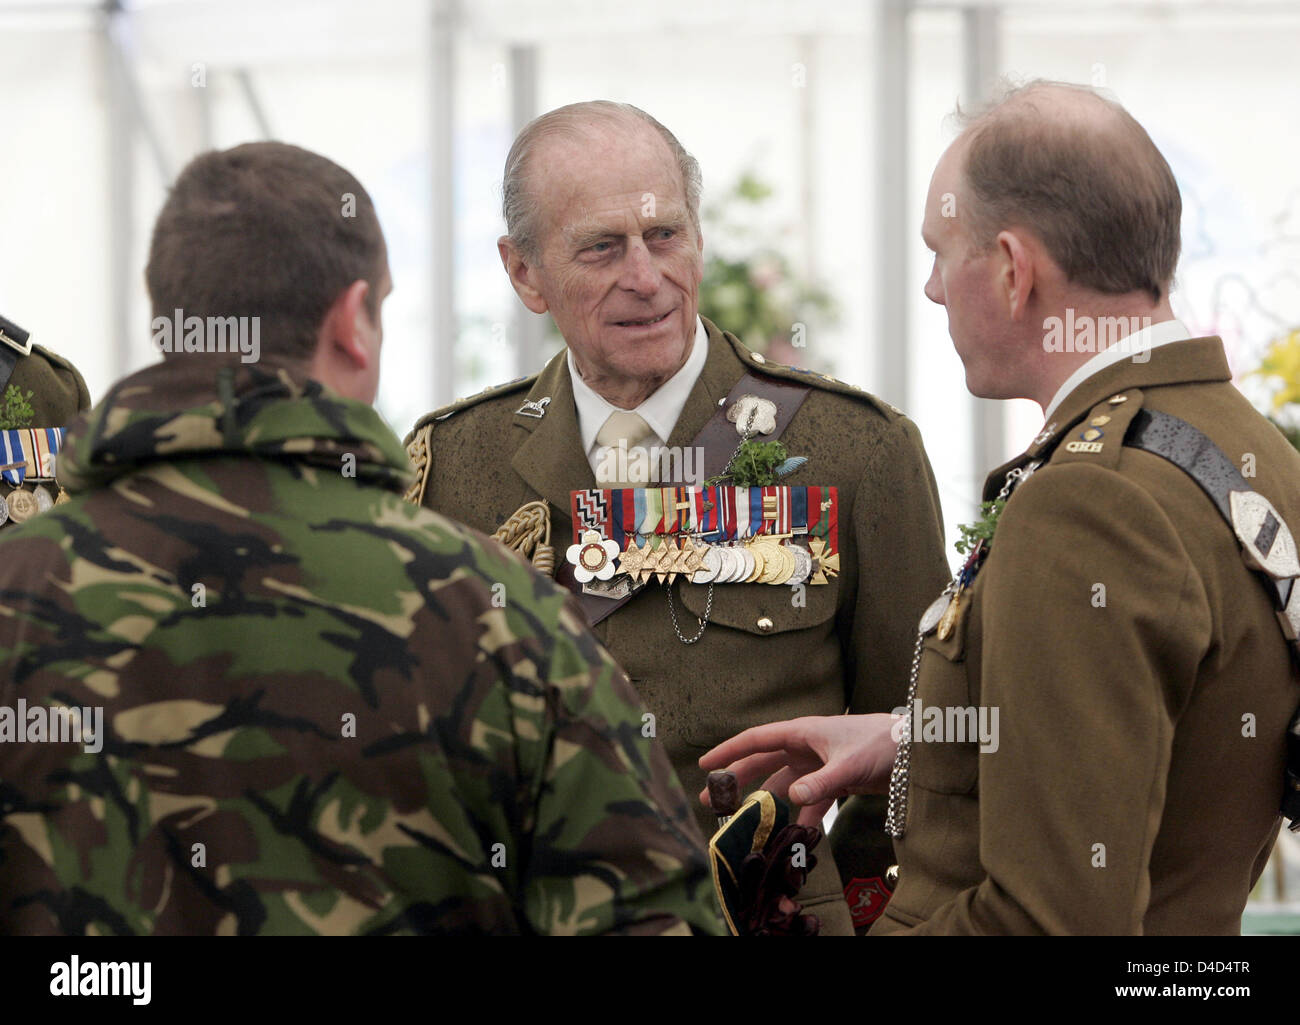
[0,385,35,430]
[705,439,808,487]
[954,498,1007,556]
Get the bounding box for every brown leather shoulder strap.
[696,372,815,481]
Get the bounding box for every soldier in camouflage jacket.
[0,357,719,935]
[0,140,720,936]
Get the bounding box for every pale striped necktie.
[594,410,655,488]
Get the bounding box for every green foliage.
[698,171,837,360]
[0,384,35,430]
[707,439,788,487]
[955,499,1006,556]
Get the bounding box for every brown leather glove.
[737,823,822,936]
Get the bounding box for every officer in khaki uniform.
[875,333,1300,934]
[0,314,92,526]
[404,102,949,934]
[702,81,1300,934]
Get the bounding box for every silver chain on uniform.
[885,580,955,838]
[718,407,759,480]
[666,580,713,644]
[885,461,1039,838]
[664,407,760,645]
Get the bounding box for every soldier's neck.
[1030,293,1177,412]
[573,366,671,410]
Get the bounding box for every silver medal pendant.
[787,545,812,586]
[919,592,952,635]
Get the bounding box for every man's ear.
[995,229,1035,321]
[498,236,549,315]
[319,279,374,371]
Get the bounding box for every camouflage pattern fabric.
[0,358,720,935]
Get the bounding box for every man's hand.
[699,714,901,827]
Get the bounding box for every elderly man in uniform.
[404,101,949,934]
[703,80,1300,934]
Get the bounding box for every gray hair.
[951,79,1181,302]
[501,101,703,259]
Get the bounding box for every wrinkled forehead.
[530,124,689,239]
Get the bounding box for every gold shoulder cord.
[402,423,433,506]
[403,423,554,576]
[492,500,554,577]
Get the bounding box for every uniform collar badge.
[515,396,550,419]
[726,395,778,437]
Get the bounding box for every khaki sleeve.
[830,415,949,925]
[844,414,949,714]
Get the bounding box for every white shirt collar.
[568,317,709,458]
[1042,317,1191,422]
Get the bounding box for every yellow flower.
[1250,330,1300,412]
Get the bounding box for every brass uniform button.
[886,864,899,888]
[756,616,774,633]
[1108,394,1128,405]
[1090,414,1111,427]
[752,353,766,365]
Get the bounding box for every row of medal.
[0,483,58,526]
[571,529,840,587]
[0,427,67,527]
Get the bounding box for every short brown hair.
[146,142,386,361]
[956,81,1181,301]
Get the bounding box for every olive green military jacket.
[406,317,950,934]
[875,336,1300,935]
[4,342,90,427]
[0,357,721,935]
